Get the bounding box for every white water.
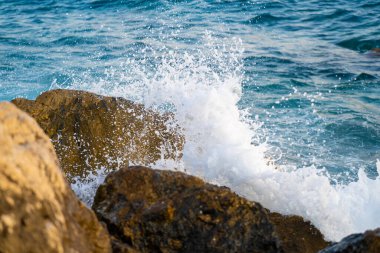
[62,35,380,241]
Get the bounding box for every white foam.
[60,35,380,241]
[70,167,108,206]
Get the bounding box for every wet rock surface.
[0,102,111,253]
[268,212,330,253]
[93,166,282,253]
[319,228,380,253]
[12,89,183,183]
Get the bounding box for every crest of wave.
[62,35,380,242]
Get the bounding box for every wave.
[57,34,380,242]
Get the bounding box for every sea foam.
[61,35,380,241]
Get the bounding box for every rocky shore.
[0,89,378,252]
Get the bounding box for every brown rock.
[268,212,330,253]
[92,166,282,253]
[319,228,380,253]
[12,89,183,183]
[0,102,111,253]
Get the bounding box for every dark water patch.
[254,1,288,10]
[244,55,294,65]
[354,73,377,81]
[252,83,293,94]
[4,53,48,63]
[51,36,103,46]
[0,65,15,72]
[73,28,97,34]
[334,81,375,91]
[0,21,24,30]
[339,14,361,23]
[324,71,378,82]
[90,0,127,9]
[279,23,311,32]
[246,13,293,25]
[289,79,312,87]
[97,54,121,61]
[32,18,44,24]
[361,1,380,9]
[321,107,358,121]
[302,9,350,23]
[323,72,356,82]
[0,37,43,47]
[360,96,380,105]
[89,0,164,11]
[324,120,380,147]
[336,38,380,53]
[271,97,316,109]
[19,5,55,14]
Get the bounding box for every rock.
[319,228,380,253]
[12,89,183,183]
[92,166,282,253]
[268,212,330,253]
[0,102,111,253]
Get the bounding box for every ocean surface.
[1,0,380,241]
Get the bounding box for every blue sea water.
[1,0,380,241]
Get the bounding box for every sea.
[1,0,380,242]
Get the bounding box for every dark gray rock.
[319,228,380,253]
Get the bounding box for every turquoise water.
[1,0,380,240]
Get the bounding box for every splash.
[70,167,108,206]
[60,35,380,241]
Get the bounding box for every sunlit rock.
[0,102,111,253]
[12,89,183,183]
